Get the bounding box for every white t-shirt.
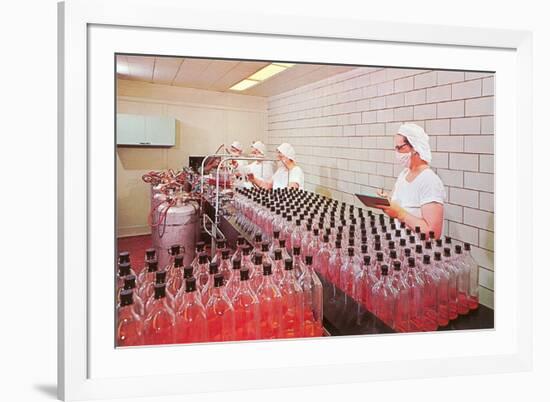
[391,168,446,218]
[246,160,274,181]
[272,165,305,189]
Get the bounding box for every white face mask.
[395,151,412,168]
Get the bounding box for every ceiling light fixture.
[229,62,294,91]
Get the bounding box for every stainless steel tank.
[150,184,163,226]
[151,201,200,270]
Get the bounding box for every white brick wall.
[267,66,495,308]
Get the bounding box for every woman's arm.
[378,201,444,239]
[249,174,273,190]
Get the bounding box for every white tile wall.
[267,66,495,308]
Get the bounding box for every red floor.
[117,235,152,275]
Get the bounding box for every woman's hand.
[377,189,390,199]
[246,173,255,183]
[377,200,407,220]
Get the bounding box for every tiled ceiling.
[116,55,356,97]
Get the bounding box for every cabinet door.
[116,114,146,145]
[145,116,175,146]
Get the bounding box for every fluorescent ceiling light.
[248,64,287,81]
[229,79,260,91]
[229,62,294,91]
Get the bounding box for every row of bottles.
[116,239,323,347]
[232,187,480,332]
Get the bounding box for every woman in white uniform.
[375,123,446,239]
[228,141,246,172]
[248,142,304,190]
[242,141,273,187]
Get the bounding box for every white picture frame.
[58,0,533,400]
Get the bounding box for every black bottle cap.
[415,244,423,254]
[145,248,156,260]
[389,250,397,259]
[361,244,368,254]
[260,241,270,252]
[406,228,412,236]
[196,241,205,252]
[390,223,396,231]
[305,255,313,265]
[313,228,320,236]
[399,238,406,247]
[284,258,293,270]
[348,238,355,247]
[243,246,252,256]
[363,255,371,265]
[429,231,435,239]
[323,235,329,242]
[279,239,286,248]
[119,289,134,306]
[213,273,225,288]
[408,257,416,268]
[335,240,342,248]
[464,242,471,251]
[404,248,411,257]
[445,236,452,244]
[436,239,443,247]
[395,229,401,238]
[209,262,219,275]
[444,247,451,257]
[423,254,431,264]
[263,262,272,276]
[434,251,442,261]
[221,248,230,259]
[185,277,197,292]
[455,245,462,254]
[183,266,194,279]
[425,241,433,250]
[170,244,182,255]
[393,260,401,271]
[240,268,250,281]
[174,254,184,268]
[146,259,158,272]
[292,246,301,256]
[118,251,130,264]
[336,233,343,241]
[361,236,368,244]
[155,270,167,284]
[254,252,264,265]
[374,234,381,242]
[306,223,312,231]
[374,242,381,251]
[273,230,280,239]
[348,247,355,257]
[415,226,421,234]
[232,258,241,269]
[420,233,426,241]
[376,252,384,262]
[409,235,416,244]
[198,252,208,264]
[381,265,389,276]
[123,275,136,290]
[385,233,392,241]
[237,236,245,245]
[118,262,131,277]
[217,239,226,248]
[154,283,166,299]
[389,240,395,250]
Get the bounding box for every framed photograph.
[58,0,533,400]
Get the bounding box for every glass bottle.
[195,252,211,291]
[455,245,471,315]
[279,258,304,338]
[119,275,144,317]
[166,254,185,297]
[433,251,450,327]
[314,235,331,277]
[291,246,305,280]
[371,265,397,328]
[257,262,283,339]
[442,247,459,320]
[200,261,219,306]
[117,261,136,290]
[143,283,176,345]
[328,240,345,301]
[392,261,411,332]
[300,255,324,337]
[225,258,242,301]
[174,277,207,344]
[205,274,236,342]
[231,236,246,265]
[232,268,260,341]
[464,243,480,310]
[271,249,285,285]
[190,241,205,272]
[116,289,144,347]
[420,255,439,331]
[406,257,424,332]
[340,247,361,300]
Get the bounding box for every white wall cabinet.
[116,113,176,146]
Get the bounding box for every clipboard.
[355,193,390,208]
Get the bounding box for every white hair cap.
[277,142,296,161]
[251,140,266,155]
[397,123,432,163]
[230,141,243,152]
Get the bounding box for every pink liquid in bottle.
[205,274,236,342]
[174,277,207,344]
[143,283,176,345]
[232,268,260,341]
[257,262,283,339]
[279,258,304,339]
